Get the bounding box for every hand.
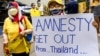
[19,31,26,36]
[3,43,9,55]
[98,33,100,37]
[92,20,98,28]
[3,40,8,44]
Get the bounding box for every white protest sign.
[32,13,99,56]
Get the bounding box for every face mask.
[50,9,60,15]
[8,8,18,16]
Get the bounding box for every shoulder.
[4,17,11,22]
[21,16,29,22]
[30,8,33,11]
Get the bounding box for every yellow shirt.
[30,8,41,17]
[90,1,100,7]
[3,16,32,53]
[78,2,86,13]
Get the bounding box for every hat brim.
[48,0,63,8]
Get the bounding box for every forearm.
[3,33,8,44]
[24,29,33,34]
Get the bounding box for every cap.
[48,0,63,8]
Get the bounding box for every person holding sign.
[48,0,64,15]
[3,1,33,56]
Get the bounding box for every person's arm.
[3,33,8,44]
[3,33,10,55]
[24,29,32,34]
[2,18,8,44]
[20,16,33,36]
[2,18,10,55]
[92,20,98,28]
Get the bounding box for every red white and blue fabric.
[8,2,24,32]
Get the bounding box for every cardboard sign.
[32,13,99,56]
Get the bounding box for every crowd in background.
[0,0,100,16]
[29,0,100,15]
[29,0,100,33]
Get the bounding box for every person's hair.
[31,3,35,7]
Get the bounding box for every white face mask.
[8,8,18,16]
